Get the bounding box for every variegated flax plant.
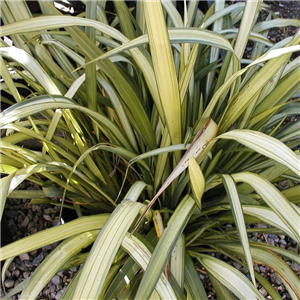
[0,0,299,299]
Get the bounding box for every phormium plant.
[0,0,299,299]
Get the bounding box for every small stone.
[55,288,65,300]
[199,274,205,280]
[42,244,52,251]
[279,239,287,246]
[5,270,11,277]
[57,271,64,277]
[70,267,77,273]
[271,273,282,285]
[44,208,57,214]
[43,214,52,221]
[291,262,300,272]
[258,224,267,229]
[259,266,266,273]
[30,250,38,256]
[232,262,242,270]
[20,215,30,228]
[12,270,20,278]
[33,215,39,223]
[24,260,32,268]
[259,287,268,297]
[267,238,275,246]
[32,252,44,266]
[278,235,285,239]
[268,234,277,239]
[19,253,30,261]
[52,219,61,227]
[27,221,35,229]
[4,279,14,288]
[50,284,56,293]
[18,261,28,271]
[9,262,17,271]
[254,264,260,272]
[23,271,30,279]
[51,275,61,286]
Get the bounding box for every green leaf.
[121,233,177,299]
[72,201,144,299]
[189,157,205,209]
[194,254,265,300]
[20,231,98,299]
[221,174,256,286]
[218,130,300,176]
[0,214,109,260]
[184,252,208,300]
[170,234,185,289]
[0,47,61,94]
[135,195,196,299]
[218,243,300,299]
[242,205,298,241]
[232,172,300,243]
[144,0,181,154]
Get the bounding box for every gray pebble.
[19,253,30,261]
[4,279,14,288]
[232,262,242,270]
[51,275,61,286]
[291,262,300,272]
[50,284,56,293]
[8,262,17,271]
[52,219,61,227]
[259,287,268,297]
[44,208,57,214]
[12,270,20,278]
[267,238,275,246]
[279,239,287,245]
[32,252,44,266]
[254,264,260,272]
[5,270,11,277]
[24,260,32,268]
[27,221,35,229]
[70,267,77,273]
[258,224,267,229]
[23,271,30,279]
[30,249,38,256]
[271,273,282,285]
[43,214,52,221]
[268,234,278,239]
[20,215,30,228]
[18,261,28,271]
[259,266,266,273]
[278,235,285,239]
[55,287,66,300]
[42,244,52,251]
[33,215,39,223]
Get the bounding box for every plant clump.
[0,0,299,299]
